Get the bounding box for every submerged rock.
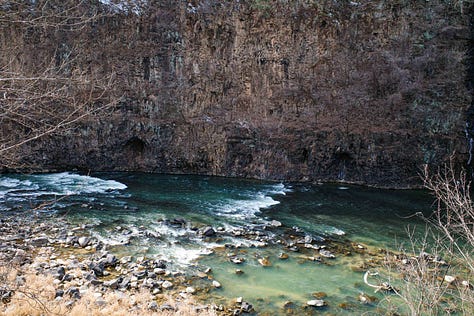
[230,257,245,264]
[319,249,335,258]
[258,257,272,267]
[278,253,289,259]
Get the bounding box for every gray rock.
[104,254,117,266]
[270,220,282,227]
[104,278,119,289]
[148,301,158,311]
[120,256,132,264]
[65,300,75,308]
[56,266,66,279]
[134,271,147,279]
[307,299,326,307]
[31,237,49,246]
[230,257,245,264]
[65,287,81,299]
[160,303,175,311]
[145,230,161,238]
[319,249,335,258]
[55,289,64,298]
[78,236,90,248]
[241,301,253,313]
[202,226,216,237]
[119,277,130,288]
[162,281,173,289]
[95,299,107,307]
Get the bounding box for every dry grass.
[0,265,216,316]
[377,164,474,315]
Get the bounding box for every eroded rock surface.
[1,1,471,187]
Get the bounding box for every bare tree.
[0,0,126,169]
[423,163,474,271]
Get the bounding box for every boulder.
[78,237,90,248]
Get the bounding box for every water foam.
[216,194,280,219]
[211,183,290,220]
[32,172,127,195]
[265,183,292,195]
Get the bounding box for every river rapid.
[0,172,433,315]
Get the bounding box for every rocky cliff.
[1,0,472,187]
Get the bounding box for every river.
[0,172,433,315]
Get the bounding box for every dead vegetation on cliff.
[0,0,471,184]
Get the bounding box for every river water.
[0,172,433,314]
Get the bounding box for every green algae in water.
[0,172,434,314]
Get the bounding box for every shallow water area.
[0,172,433,314]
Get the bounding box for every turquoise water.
[0,172,433,314]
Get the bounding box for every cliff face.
[3,1,472,187]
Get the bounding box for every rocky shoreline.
[0,212,387,315]
[0,214,220,315]
[3,209,468,315]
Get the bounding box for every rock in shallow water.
[201,226,216,237]
[307,299,326,307]
[270,220,282,227]
[278,253,289,259]
[258,257,272,267]
[319,249,335,258]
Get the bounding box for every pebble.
[202,226,216,237]
[319,249,335,258]
[160,303,175,311]
[270,220,282,227]
[241,301,253,313]
[95,299,107,307]
[186,286,196,294]
[230,257,245,264]
[258,257,272,267]
[78,237,90,248]
[307,299,326,307]
[148,301,158,311]
[278,253,289,259]
[120,256,132,264]
[162,281,173,289]
[212,280,222,288]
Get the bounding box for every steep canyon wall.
[1,0,472,187]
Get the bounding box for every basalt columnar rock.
[1,1,472,187]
